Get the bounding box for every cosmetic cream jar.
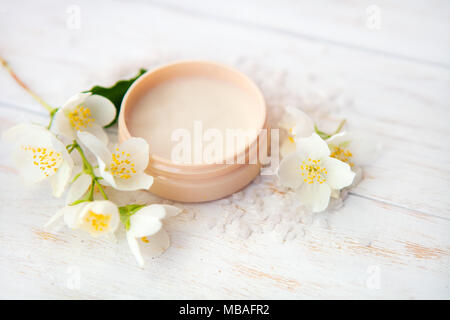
[118,61,267,202]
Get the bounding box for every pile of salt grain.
[175,165,361,243]
[195,175,312,242]
[105,59,362,242]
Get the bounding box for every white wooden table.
[0,0,449,299]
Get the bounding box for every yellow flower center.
[300,158,327,184]
[68,105,94,130]
[22,145,62,177]
[288,127,296,143]
[141,237,149,243]
[110,148,136,180]
[330,146,354,167]
[84,210,111,233]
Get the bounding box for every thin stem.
[71,141,108,200]
[334,119,346,135]
[67,143,76,153]
[95,179,108,200]
[314,119,347,140]
[70,198,88,206]
[47,108,59,129]
[70,171,83,184]
[0,56,58,115]
[314,125,331,140]
[74,142,94,174]
[87,180,95,201]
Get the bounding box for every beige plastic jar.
[118,61,267,202]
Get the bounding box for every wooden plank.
[152,0,450,67]
[0,107,448,299]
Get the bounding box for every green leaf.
[119,204,146,230]
[85,69,147,127]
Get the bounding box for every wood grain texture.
[154,0,450,67]
[0,0,449,299]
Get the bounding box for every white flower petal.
[291,123,314,139]
[128,205,165,237]
[44,204,78,229]
[117,138,150,171]
[56,92,114,142]
[140,228,170,258]
[62,92,90,111]
[3,124,67,184]
[53,108,77,140]
[279,106,314,138]
[161,205,182,219]
[296,133,330,159]
[12,146,49,184]
[2,124,51,144]
[280,138,297,158]
[83,123,108,145]
[296,182,331,213]
[278,107,296,130]
[327,131,382,166]
[77,131,112,166]
[63,203,88,229]
[51,161,72,197]
[80,200,120,234]
[112,173,154,191]
[66,173,92,204]
[127,232,145,267]
[277,152,304,189]
[322,157,355,190]
[50,133,74,168]
[84,94,116,127]
[326,131,349,145]
[98,168,117,188]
